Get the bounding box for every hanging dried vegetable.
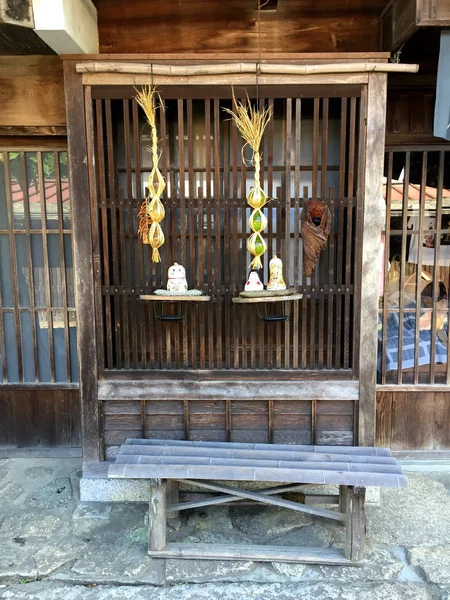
[135,84,166,262]
[224,92,272,270]
[300,199,332,276]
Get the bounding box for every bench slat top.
[109,438,407,489]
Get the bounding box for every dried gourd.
[135,84,166,262]
[224,92,272,270]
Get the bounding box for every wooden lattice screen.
[88,85,365,376]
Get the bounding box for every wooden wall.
[0,388,80,449]
[98,0,387,54]
[0,56,66,132]
[376,390,450,451]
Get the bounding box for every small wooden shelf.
[139,294,211,322]
[140,294,211,302]
[232,292,303,304]
[232,292,302,322]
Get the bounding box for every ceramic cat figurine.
[244,269,264,292]
[267,255,286,291]
[167,262,188,293]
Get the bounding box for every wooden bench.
[108,438,407,566]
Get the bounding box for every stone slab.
[368,475,450,546]
[407,546,450,584]
[0,582,438,600]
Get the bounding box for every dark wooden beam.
[98,0,388,54]
[0,23,54,54]
[63,60,101,462]
[381,0,450,51]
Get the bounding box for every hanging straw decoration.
[135,84,166,262]
[223,92,272,270]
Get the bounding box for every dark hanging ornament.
[300,199,332,276]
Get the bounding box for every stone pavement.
[0,457,450,599]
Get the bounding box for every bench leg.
[149,478,167,551]
[343,486,366,561]
[167,480,180,519]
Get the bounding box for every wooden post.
[358,72,387,446]
[167,480,180,519]
[149,479,167,551]
[344,486,366,561]
[63,60,101,462]
[339,484,348,514]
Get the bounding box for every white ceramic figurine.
[267,255,286,291]
[167,262,188,293]
[244,269,264,292]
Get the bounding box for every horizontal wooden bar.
[147,542,361,565]
[125,438,392,456]
[115,454,403,475]
[108,462,406,488]
[171,479,346,521]
[167,483,306,511]
[98,379,359,401]
[119,444,397,465]
[82,73,370,87]
[63,52,391,61]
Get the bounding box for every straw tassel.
[223,92,272,270]
[135,84,166,262]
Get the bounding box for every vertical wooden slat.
[336,98,347,370]
[118,186,130,369]
[312,98,320,201]
[284,98,292,369]
[133,98,147,368]
[358,72,387,446]
[430,151,444,384]
[105,98,121,370]
[159,98,169,285]
[311,399,317,445]
[301,186,308,368]
[223,120,231,369]
[267,98,274,369]
[177,99,188,368]
[0,166,7,380]
[397,151,410,385]
[205,99,214,369]
[37,151,55,382]
[64,60,100,461]
[198,186,206,370]
[293,98,301,370]
[414,151,427,384]
[318,98,329,369]
[327,186,336,369]
[269,399,274,444]
[226,399,231,442]
[54,151,71,382]
[20,152,39,381]
[123,98,138,369]
[352,89,367,379]
[141,399,146,439]
[187,99,197,368]
[184,400,190,440]
[94,99,112,371]
[344,98,357,370]
[381,153,393,384]
[4,154,23,381]
[232,114,240,369]
[213,98,223,369]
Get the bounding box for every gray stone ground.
[0,457,449,599]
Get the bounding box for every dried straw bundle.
[135,84,166,262]
[224,93,272,270]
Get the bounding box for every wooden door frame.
[64,58,387,461]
